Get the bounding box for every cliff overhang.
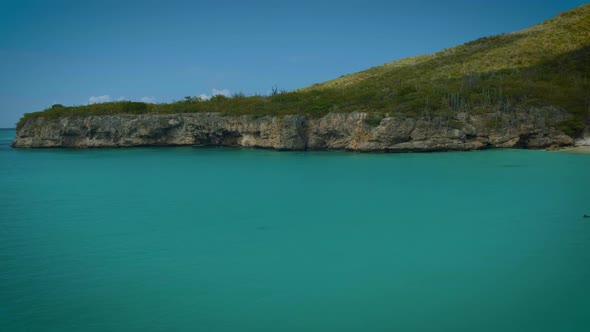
[12,110,576,152]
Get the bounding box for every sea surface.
[1,128,590,331]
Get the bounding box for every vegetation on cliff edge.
[17,4,590,136]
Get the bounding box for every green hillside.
[17,4,590,135]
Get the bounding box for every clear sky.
[0,0,586,127]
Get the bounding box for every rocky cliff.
[12,109,576,151]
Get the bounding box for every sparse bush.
[559,117,585,137]
[364,113,383,126]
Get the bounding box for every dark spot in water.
[500,164,523,168]
[256,225,270,231]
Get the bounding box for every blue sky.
[0,0,586,127]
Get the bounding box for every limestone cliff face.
[12,109,575,151]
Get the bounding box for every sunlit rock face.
[13,109,574,151]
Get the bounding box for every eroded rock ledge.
[12,110,575,151]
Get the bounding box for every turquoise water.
[1,128,590,331]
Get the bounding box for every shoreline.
[554,145,590,154]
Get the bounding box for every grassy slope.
[17,4,590,135]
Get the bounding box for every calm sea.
[1,128,589,331]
